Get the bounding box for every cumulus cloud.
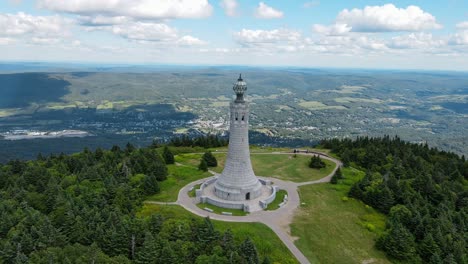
[0,12,70,37]
[87,21,206,46]
[312,35,388,54]
[449,31,468,45]
[177,35,206,46]
[111,22,178,42]
[313,23,351,36]
[78,15,130,26]
[220,0,238,17]
[456,21,468,29]
[389,33,445,49]
[314,4,441,36]
[233,28,308,54]
[234,28,300,45]
[38,0,213,19]
[0,12,73,46]
[336,4,441,32]
[0,37,15,45]
[255,2,283,19]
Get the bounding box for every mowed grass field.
[175,152,336,182]
[291,167,390,264]
[138,204,298,264]
[147,164,211,202]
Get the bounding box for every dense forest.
[322,136,468,263]
[0,141,266,263]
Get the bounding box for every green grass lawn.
[196,202,247,216]
[147,164,211,202]
[266,190,287,210]
[290,167,390,264]
[176,152,336,182]
[138,204,298,264]
[251,154,335,182]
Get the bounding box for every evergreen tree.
[377,223,418,261]
[163,146,175,165]
[202,152,218,167]
[418,234,440,262]
[143,174,160,195]
[152,162,168,181]
[330,173,338,184]
[309,155,326,169]
[199,159,208,172]
[239,238,259,264]
[335,168,343,179]
[135,232,160,264]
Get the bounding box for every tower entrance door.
[246,192,250,200]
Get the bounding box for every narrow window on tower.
[241,113,245,121]
[235,112,238,121]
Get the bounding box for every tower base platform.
[196,175,278,213]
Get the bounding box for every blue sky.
[1,0,468,70]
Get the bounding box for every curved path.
[146,152,342,264]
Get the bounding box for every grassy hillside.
[291,167,391,264]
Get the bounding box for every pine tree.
[135,232,160,264]
[202,152,218,167]
[330,173,338,184]
[239,238,259,264]
[199,159,208,172]
[163,146,175,164]
[376,223,417,261]
[335,167,343,179]
[143,174,160,195]
[418,234,440,262]
[152,162,168,181]
[309,155,325,169]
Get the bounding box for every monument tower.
[214,74,262,201]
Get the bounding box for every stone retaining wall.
[259,186,278,209]
[196,177,217,198]
[200,196,247,211]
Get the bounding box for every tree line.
[0,140,267,263]
[321,136,467,263]
[168,134,228,148]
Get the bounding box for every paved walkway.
[147,152,342,264]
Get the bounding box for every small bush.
[365,223,376,232]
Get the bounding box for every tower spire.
[233,73,247,103]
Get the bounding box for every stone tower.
[214,75,262,201]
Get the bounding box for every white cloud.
[335,4,441,32]
[312,35,388,54]
[30,37,61,45]
[38,0,213,19]
[0,37,15,45]
[78,15,130,26]
[389,33,445,49]
[234,28,300,45]
[111,22,178,42]
[220,0,238,17]
[177,35,206,46]
[449,31,468,45]
[0,12,69,37]
[456,21,468,29]
[313,23,351,36]
[255,2,283,19]
[89,21,207,46]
